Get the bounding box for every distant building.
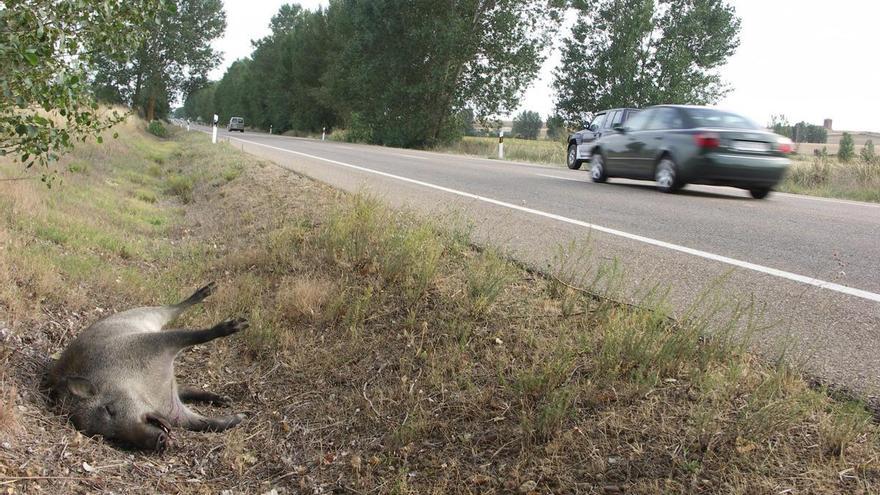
[824,118,833,130]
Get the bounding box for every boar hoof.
[215,318,249,336]
[190,281,217,303]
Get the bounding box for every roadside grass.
[0,120,878,493]
[435,136,566,166]
[780,153,880,202]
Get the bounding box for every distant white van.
[227,117,245,133]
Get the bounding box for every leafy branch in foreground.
[0,0,167,173]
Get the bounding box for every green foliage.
[147,121,169,138]
[861,140,876,163]
[545,114,567,141]
[512,110,543,140]
[0,0,165,173]
[92,0,226,121]
[197,1,562,147]
[554,0,741,128]
[183,83,217,124]
[772,116,828,143]
[838,132,855,163]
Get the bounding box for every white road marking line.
[390,152,428,160]
[225,135,880,304]
[535,173,588,183]
[773,191,880,209]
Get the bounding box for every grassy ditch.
[0,121,878,493]
[778,153,880,203]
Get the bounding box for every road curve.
[191,124,880,404]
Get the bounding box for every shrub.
[147,120,169,138]
[545,114,567,141]
[838,132,855,162]
[861,139,876,163]
[512,110,542,140]
[164,174,194,203]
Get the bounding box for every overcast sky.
[211,0,879,131]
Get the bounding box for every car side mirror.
[588,124,598,132]
[614,124,626,133]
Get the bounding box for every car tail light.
[694,132,720,149]
[776,137,793,154]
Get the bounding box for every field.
[1,121,879,493]
[779,153,880,203]
[436,136,567,166]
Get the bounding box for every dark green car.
[588,105,792,199]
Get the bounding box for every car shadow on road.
[606,181,751,201]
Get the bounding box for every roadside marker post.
[322,127,326,141]
[499,130,504,159]
[269,125,273,135]
[211,114,218,144]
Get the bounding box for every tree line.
[4,0,744,172]
[186,0,742,146]
[183,1,565,148]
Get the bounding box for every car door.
[611,109,655,178]
[576,112,607,160]
[630,107,680,179]
[599,110,625,171]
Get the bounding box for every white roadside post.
[211,114,218,144]
[269,125,273,135]
[322,127,326,141]
[186,120,190,132]
[499,130,504,159]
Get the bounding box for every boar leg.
[143,318,249,352]
[182,410,246,432]
[177,282,217,310]
[178,387,229,406]
[122,282,218,332]
[160,282,218,324]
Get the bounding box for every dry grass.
[778,154,880,202]
[0,121,878,493]
[436,136,566,166]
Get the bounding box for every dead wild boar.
[46,282,247,451]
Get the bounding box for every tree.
[1,0,166,172]
[860,139,875,163]
[183,83,216,123]
[838,132,855,162]
[545,114,567,141]
[554,0,741,128]
[322,0,563,147]
[93,0,226,121]
[512,110,543,140]
[769,114,792,138]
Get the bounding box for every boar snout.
[121,413,173,452]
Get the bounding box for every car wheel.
[565,143,584,170]
[749,187,771,199]
[566,144,582,170]
[590,153,607,183]
[655,157,682,193]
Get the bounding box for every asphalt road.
[190,124,880,404]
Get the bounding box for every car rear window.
[685,108,760,130]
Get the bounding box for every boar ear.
[65,377,97,399]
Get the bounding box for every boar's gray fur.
[46,282,247,451]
